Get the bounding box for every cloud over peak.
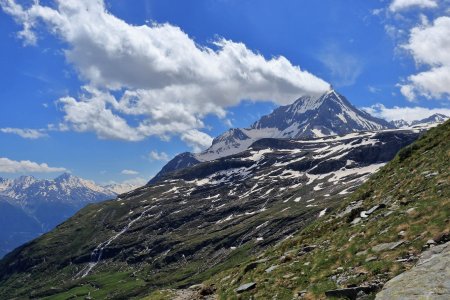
[1,0,329,151]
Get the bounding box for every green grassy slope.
[205,121,450,299]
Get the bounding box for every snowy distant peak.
[390,113,449,129]
[0,174,119,206]
[390,119,411,128]
[103,183,141,195]
[411,113,449,126]
[54,173,110,194]
[13,175,37,188]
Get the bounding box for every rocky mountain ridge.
[150,89,394,183]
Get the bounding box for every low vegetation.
[204,121,449,299]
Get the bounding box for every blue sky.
[0,0,449,185]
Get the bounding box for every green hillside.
[203,121,450,299]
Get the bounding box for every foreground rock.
[236,282,256,293]
[376,242,450,299]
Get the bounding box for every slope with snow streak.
[77,205,158,278]
[0,128,421,298]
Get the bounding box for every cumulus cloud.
[1,0,329,151]
[148,151,170,162]
[0,157,67,173]
[389,0,438,12]
[362,103,450,121]
[399,16,450,101]
[181,130,214,152]
[121,169,139,175]
[0,127,47,139]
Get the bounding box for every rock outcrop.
[376,242,450,299]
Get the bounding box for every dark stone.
[243,262,258,273]
[199,285,216,296]
[325,286,379,300]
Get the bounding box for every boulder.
[235,282,256,293]
[372,240,404,252]
[376,242,450,299]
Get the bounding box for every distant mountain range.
[390,113,449,128]
[0,174,139,257]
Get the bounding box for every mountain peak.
[152,90,394,180]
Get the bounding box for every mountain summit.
[151,90,393,182]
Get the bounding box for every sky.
[0,0,449,185]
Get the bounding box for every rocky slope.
[0,128,422,299]
[200,120,449,299]
[150,90,393,183]
[0,174,138,258]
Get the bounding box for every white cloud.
[362,103,450,121]
[0,127,48,139]
[0,157,67,173]
[389,0,438,12]
[181,130,214,152]
[400,16,450,101]
[148,151,170,162]
[121,169,139,175]
[1,0,329,151]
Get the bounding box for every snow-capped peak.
[153,90,394,179]
[195,90,392,161]
[390,113,448,129]
[13,176,37,189]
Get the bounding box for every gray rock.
[426,239,437,245]
[356,250,368,256]
[235,282,256,293]
[365,256,378,262]
[372,240,404,252]
[376,242,450,299]
[351,217,362,225]
[265,265,278,273]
